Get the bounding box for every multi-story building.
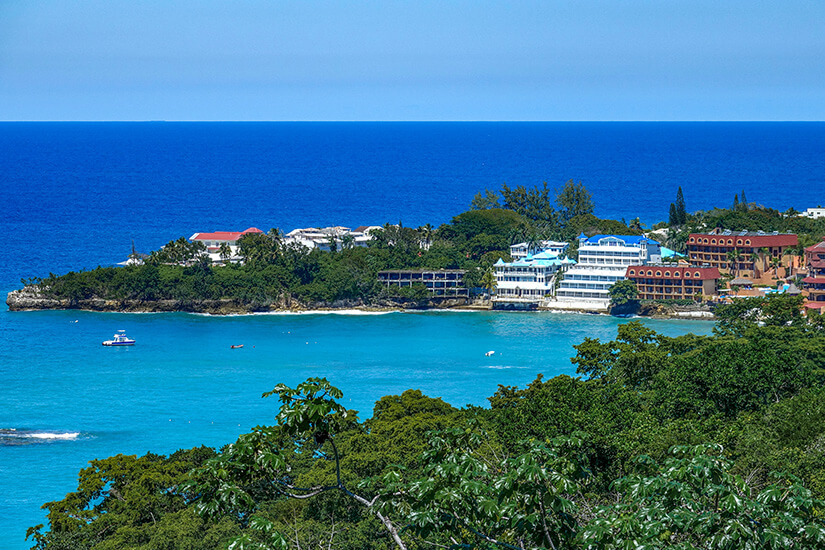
[800,207,825,220]
[284,226,382,251]
[554,234,662,310]
[803,238,825,307]
[625,265,720,301]
[492,251,576,309]
[377,269,468,297]
[509,240,569,261]
[189,227,264,262]
[686,230,797,279]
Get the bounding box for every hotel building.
[686,230,797,278]
[493,251,576,309]
[625,265,720,301]
[554,234,662,310]
[803,238,825,308]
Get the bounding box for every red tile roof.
[803,277,825,285]
[191,227,263,242]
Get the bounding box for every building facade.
[803,238,825,306]
[625,265,720,301]
[554,234,662,310]
[686,230,798,278]
[492,251,575,308]
[509,240,569,261]
[189,227,264,262]
[377,269,468,297]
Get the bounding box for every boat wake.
[0,428,83,446]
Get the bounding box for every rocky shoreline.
[5,287,470,315]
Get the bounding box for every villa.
[189,227,264,262]
[553,234,662,311]
[284,226,381,251]
[493,251,576,309]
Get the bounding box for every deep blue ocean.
[0,122,822,548]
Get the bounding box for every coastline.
[5,287,715,320]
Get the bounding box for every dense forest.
[27,295,825,549]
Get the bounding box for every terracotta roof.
[803,277,825,285]
[191,227,263,242]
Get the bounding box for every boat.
[230,344,244,349]
[102,330,135,346]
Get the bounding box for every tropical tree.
[556,179,595,223]
[726,248,742,277]
[608,279,638,307]
[470,188,501,210]
[480,267,497,301]
[580,444,825,550]
[187,378,409,550]
[218,242,232,265]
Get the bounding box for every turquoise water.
[0,306,713,548]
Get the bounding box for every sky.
[1,0,823,121]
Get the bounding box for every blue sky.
[1,0,823,121]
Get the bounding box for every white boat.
[102,330,135,346]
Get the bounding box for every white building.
[553,234,662,311]
[509,240,569,261]
[800,207,825,220]
[493,251,576,309]
[284,226,381,251]
[189,227,264,262]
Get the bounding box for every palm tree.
[759,247,770,274]
[480,268,497,302]
[218,242,232,265]
[726,248,742,277]
[770,256,782,278]
[750,252,760,277]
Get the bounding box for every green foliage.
[555,179,595,223]
[607,279,638,307]
[470,188,501,210]
[581,444,825,549]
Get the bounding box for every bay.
[1,121,821,547]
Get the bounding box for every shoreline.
[5,288,715,320]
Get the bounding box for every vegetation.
[25,181,641,309]
[29,296,825,549]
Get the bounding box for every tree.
[470,188,501,210]
[480,267,497,300]
[556,179,595,223]
[580,444,825,550]
[668,203,679,226]
[741,188,749,211]
[675,185,687,225]
[726,248,742,276]
[500,182,557,225]
[607,279,638,307]
[218,242,232,265]
[188,378,409,550]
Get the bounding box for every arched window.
[664,271,670,277]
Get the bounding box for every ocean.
[0,122,822,548]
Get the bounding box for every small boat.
[102,330,135,346]
[485,350,495,357]
[230,344,244,349]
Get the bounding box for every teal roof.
[660,246,685,258]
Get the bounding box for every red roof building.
[625,265,721,301]
[686,230,797,279]
[189,227,263,248]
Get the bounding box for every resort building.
[189,227,264,262]
[800,207,825,220]
[803,238,825,309]
[509,240,569,261]
[492,251,576,309]
[377,269,468,298]
[686,230,797,280]
[625,265,720,301]
[284,226,381,251]
[553,234,662,310]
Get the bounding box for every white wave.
[27,432,80,440]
